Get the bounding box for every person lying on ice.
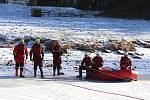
[120,52,132,70]
[92,52,104,70]
[13,38,28,77]
[76,53,92,79]
[52,40,63,76]
[30,39,44,78]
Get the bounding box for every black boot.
[15,68,18,77]
[34,66,37,77]
[57,68,60,75]
[20,68,24,77]
[34,70,37,77]
[53,69,56,76]
[39,67,44,78]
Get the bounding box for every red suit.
[30,43,44,77]
[92,56,104,69]
[52,43,62,75]
[81,56,92,67]
[13,43,28,77]
[80,56,92,78]
[30,44,44,65]
[13,44,28,65]
[120,56,132,70]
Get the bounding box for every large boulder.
[76,42,101,52]
[104,39,136,52]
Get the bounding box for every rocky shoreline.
[0,35,149,59]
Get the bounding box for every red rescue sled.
[91,67,138,81]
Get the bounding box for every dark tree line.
[27,0,150,11]
[28,0,75,6]
[76,0,150,18]
[27,0,150,18]
[76,0,150,11]
[1,0,148,18]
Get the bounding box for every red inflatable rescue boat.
[91,67,138,81]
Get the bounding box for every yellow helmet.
[20,38,24,44]
[84,53,88,56]
[35,38,40,44]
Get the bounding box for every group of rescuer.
[13,38,62,78]
[76,52,132,79]
[13,38,132,78]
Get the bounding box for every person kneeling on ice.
[92,52,104,70]
[52,40,63,76]
[13,38,28,77]
[76,53,92,79]
[30,38,44,78]
[120,52,132,70]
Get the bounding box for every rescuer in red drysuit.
[52,41,62,76]
[76,53,92,79]
[13,39,28,77]
[92,52,104,70]
[120,53,132,70]
[30,39,44,78]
